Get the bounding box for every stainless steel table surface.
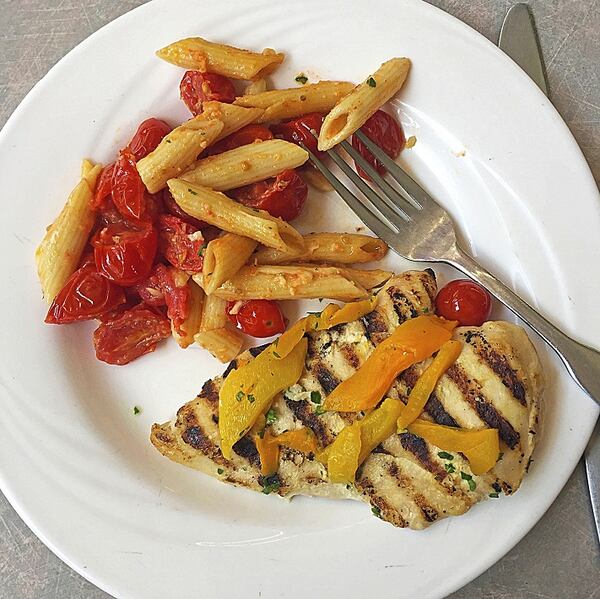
[1,1,599,597]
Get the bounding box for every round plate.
[1,1,598,597]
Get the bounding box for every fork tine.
[355,130,434,210]
[299,143,402,249]
[340,139,421,212]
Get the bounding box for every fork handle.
[449,245,600,407]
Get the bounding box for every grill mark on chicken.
[312,362,341,394]
[446,364,520,449]
[200,379,219,405]
[463,332,527,406]
[361,310,388,344]
[413,493,439,522]
[399,432,447,480]
[386,285,419,320]
[340,344,360,369]
[285,397,334,446]
[358,475,409,528]
[222,359,238,378]
[398,368,458,427]
[233,436,260,467]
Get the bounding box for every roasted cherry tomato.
[226,300,286,338]
[111,148,147,221]
[93,304,171,365]
[156,264,190,335]
[231,169,308,221]
[135,265,167,307]
[91,162,116,211]
[435,279,492,326]
[162,188,207,229]
[208,124,273,155]
[351,110,405,180]
[93,223,158,286]
[158,214,205,273]
[271,113,324,157]
[127,118,171,161]
[180,71,236,115]
[45,265,126,324]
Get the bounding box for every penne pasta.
[202,101,264,142]
[211,265,369,301]
[136,113,224,193]
[36,160,102,303]
[254,233,388,265]
[172,280,205,348]
[244,78,267,95]
[318,58,411,151]
[194,327,244,363]
[167,179,305,254]
[234,81,354,123]
[182,139,308,190]
[202,233,258,295]
[197,291,228,331]
[340,267,393,290]
[156,37,284,80]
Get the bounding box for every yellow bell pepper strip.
[254,430,280,476]
[323,315,457,412]
[358,398,404,464]
[407,420,500,475]
[219,338,308,459]
[275,427,319,454]
[254,427,319,475]
[269,297,377,359]
[397,340,463,430]
[324,421,362,483]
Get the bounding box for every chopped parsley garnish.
[261,474,280,495]
[315,404,325,416]
[133,406,141,415]
[197,243,207,256]
[235,391,245,402]
[461,472,476,491]
[422,307,430,313]
[247,394,256,403]
[265,408,278,425]
[166,139,172,143]
[295,73,308,85]
[371,506,381,517]
[217,468,224,475]
[438,451,453,460]
[188,188,198,195]
[489,492,499,498]
[367,77,377,87]
[444,462,456,474]
[310,391,322,404]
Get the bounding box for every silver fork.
[302,131,600,406]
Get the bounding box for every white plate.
[1,1,599,597]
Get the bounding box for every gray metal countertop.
[1,1,599,597]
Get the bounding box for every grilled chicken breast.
[151,270,543,529]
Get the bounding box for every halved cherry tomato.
[111,148,146,221]
[91,162,116,211]
[45,265,126,324]
[271,113,324,158]
[93,223,157,286]
[158,214,205,273]
[127,118,171,161]
[351,110,405,180]
[93,304,171,365]
[155,264,190,335]
[435,279,492,326]
[208,124,273,155]
[162,188,207,229]
[135,265,167,307]
[230,169,308,221]
[226,300,286,337]
[180,71,236,116]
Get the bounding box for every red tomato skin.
[158,214,205,273]
[435,279,492,326]
[180,71,236,115]
[91,162,116,211]
[93,304,171,365]
[226,300,286,337]
[135,265,167,307]
[231,169,308,221]
[271,113,324,158]
[45,265,126,324]
[208,124,273,155]
[351,110,405,180]
[155,265,190,335]
[93,223,158,286]
[111,148,147,221]
[128,118,171,161]
[162,188,207,229]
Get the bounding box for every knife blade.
[499,2,600,543]
[499,4,548,95]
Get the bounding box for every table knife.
[498,3,600,543]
